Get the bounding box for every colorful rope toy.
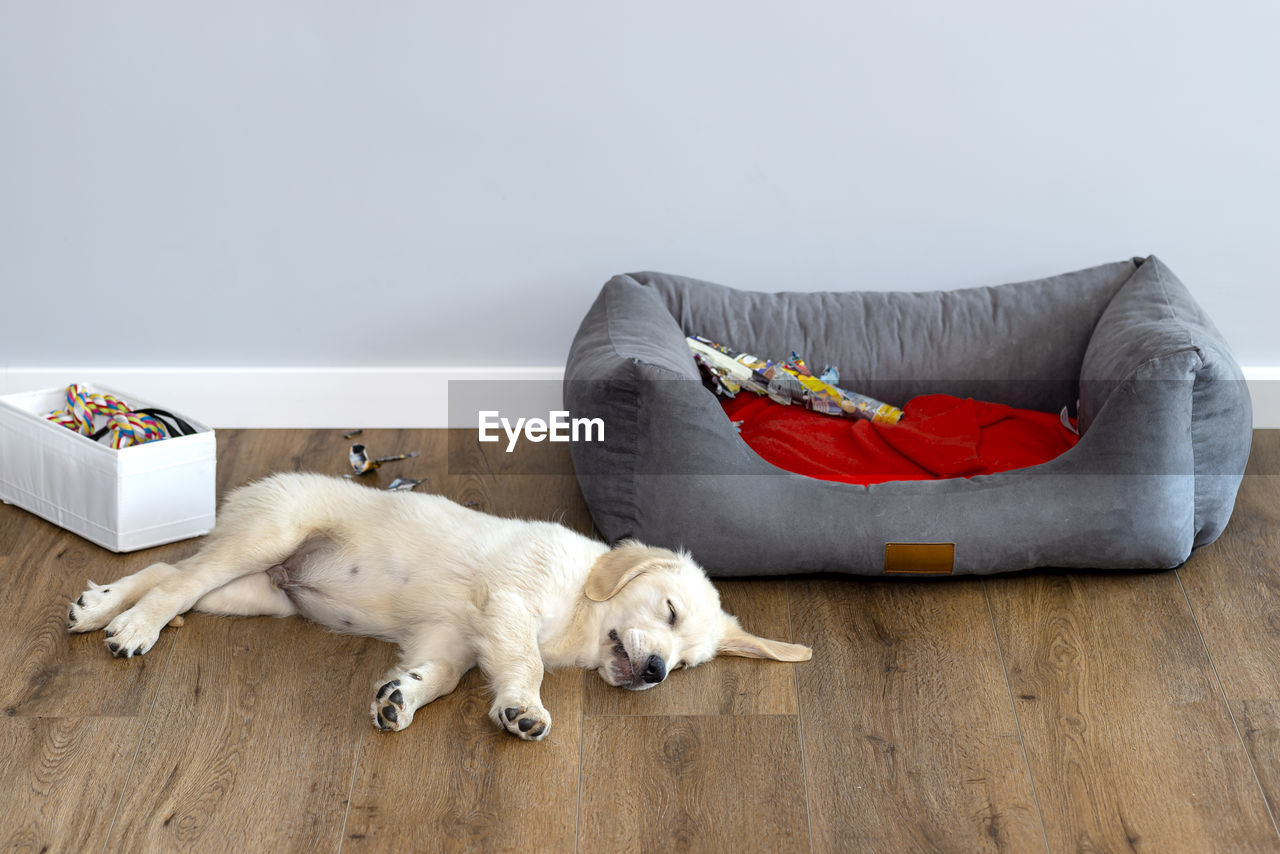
[46,384,170,449]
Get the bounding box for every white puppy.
[67,473,810,740]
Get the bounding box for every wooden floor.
[3,428,1280,852]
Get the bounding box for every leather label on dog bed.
[884,543,955,575]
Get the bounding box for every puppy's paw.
[491,700,551,741]
[372,679,414,732]
[102,608,162,658]
[66,582,126,632]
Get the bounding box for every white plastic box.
[0,385,216,552]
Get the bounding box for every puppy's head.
[584,541,811,690]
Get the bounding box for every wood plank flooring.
[2,428,1280,852]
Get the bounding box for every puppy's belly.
[267,535,418,640]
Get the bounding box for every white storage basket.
[0,385,216,552]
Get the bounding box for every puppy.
[67,472,809,740]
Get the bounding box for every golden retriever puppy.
[67,473,809,740]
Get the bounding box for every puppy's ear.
[717,615,812,662]
[584,541,678,602]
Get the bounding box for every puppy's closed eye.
[667,599,678,626]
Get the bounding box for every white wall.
[2,2,1277,422]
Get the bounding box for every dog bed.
[563,256,1252,576]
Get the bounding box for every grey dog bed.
[563,256,1252,577]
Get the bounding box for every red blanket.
[722,393,1079,485]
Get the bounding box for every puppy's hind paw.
[102,610,161,658]
[67,582,125,633]
[372,679,413,732]
[492,701,551,741]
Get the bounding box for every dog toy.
[45,384,171,449]
[102,412,168,448]
[386,476,427,492]
[687,336,903,424]
[47,385,128,435]
[346,444,420,476]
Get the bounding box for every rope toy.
[46,384,170,449]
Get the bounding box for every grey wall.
[3,2,1277,368]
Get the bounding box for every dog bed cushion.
[563,256,1251,577]
[722,392,1080,485]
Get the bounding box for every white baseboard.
[0,367,566,429]
[1244,367,1280,430]
[3,365,1278,429]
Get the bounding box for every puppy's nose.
[641,655,667,684]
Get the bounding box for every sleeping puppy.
[66,472,809,740]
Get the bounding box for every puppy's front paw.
[102,608,162,658]
[372,679,414,732]
[491,700,551,741]
[67,582,126,632]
